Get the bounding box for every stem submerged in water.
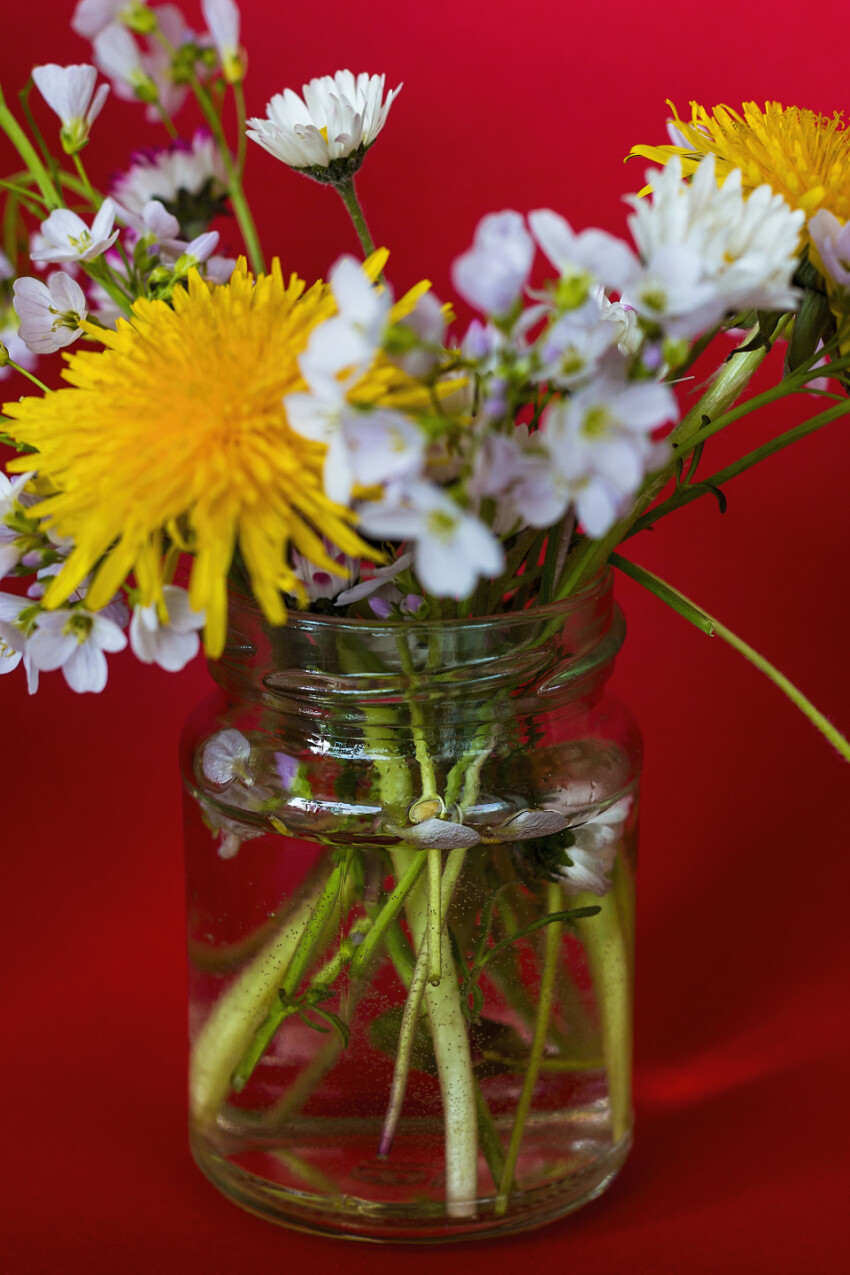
[495,881,562,1215]
[387,844,479,1219]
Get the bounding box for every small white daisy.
[247,71,401,182]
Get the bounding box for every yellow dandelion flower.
[630,100,850,231]
[3,253,431,657]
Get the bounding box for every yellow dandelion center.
[631,100,850,225]
[3,255,429,657]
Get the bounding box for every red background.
[2,2,849,1271]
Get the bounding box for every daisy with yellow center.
[630,100,850,231]
[2,252,430,656]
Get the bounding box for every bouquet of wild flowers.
[2,0,849,1238]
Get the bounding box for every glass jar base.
[190,1122,632,1243]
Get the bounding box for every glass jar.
[181,570,641,1241]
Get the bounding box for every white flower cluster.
[0,476,205,694]
[624,156,804,337]
[282,154,804,607]
[283,258,504,599]
[5,127,231,353]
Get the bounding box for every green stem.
[395,632,438,802]
[611,553,850,764]
[349,851,427,979]
[495,881,562,1215]
[189,73,264,273]
[2,361,51,393]
[189,865,343,1131]
[0,90,61,208]
[71,152,99,207]
[0,175,47,214]
[574,889,633,1144]
[554,321,785,600]
[154,99,179,138]
[378,931,430,1158]
[385,845,478,1217]
[336,178,377,257]
[230,855,353,1091]
[626,398,850,536]
[428,846,442,985]
[474,1079,506,1189]
[380,847,467,1159]
[84,261,134,319]
[17,80,61,189]
[233,80,248,177]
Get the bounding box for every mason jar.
[181,570,640,1241]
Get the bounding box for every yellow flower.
[3,253,429,656]
[630,101,850,231]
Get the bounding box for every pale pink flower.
[13,273,88,354]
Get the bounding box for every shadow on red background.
[1,3,849,1272]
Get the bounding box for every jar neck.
[209,571,624,724]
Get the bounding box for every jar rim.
[227,567,612,637]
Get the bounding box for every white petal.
[202,728,252,785]
[64,640,108,692]
[28,624,78,671]
[90,612,128,653]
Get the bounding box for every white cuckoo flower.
[72,0,154,39]
[529,209,639,296]
[13,273,88,354]
[358,482,504,598]
[809,208,850,291]
[93,22,155,102]
[201,0,243,83]
[28,607,128,693]
[32,64,109,153]
[0,471,35,580]
[33,201,119,265]
[129,585,205,672]
[452,211,535,317]
[540,377,676,536]
[625,156,803,335]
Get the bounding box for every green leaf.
[477,907,601,970]
[689,480,727,514]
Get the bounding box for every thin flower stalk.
[495,880,563,1215]
[348,851,427,979]
[230,855,356,1092]
[611,554,850,763]
[574,888,634,1145]
[336,178,377,257]
[627,398,850,536]
[189,863,354,1131]
[382,843,475,1220]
